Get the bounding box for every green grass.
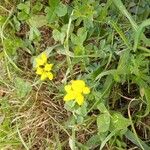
[0,0,150,149]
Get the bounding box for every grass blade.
[134,19,150,51]
[125,129,150,150]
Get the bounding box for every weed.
[0,0,150,150]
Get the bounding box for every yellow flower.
[36,67,43,75]
[71,80,85,92]
[36,64,54,81]
[64,80,90,105]
[35,53,47,68]
[40,71,47,80]
[47,72,53,80]
[34,53,54,81]
[44,64,53,71]
[76,94,84,105]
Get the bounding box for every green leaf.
[17,1,30,14]
[55,3,68,17]
[74,45,85,55]
[110,112,131,131]
[13,16,21,31]
[85,134,101,148]
[28,15,47,28]
[32,2,43,13]
[117,50,130,74]
[4,37,23,56]
[52,29,65,44]
[17,11,29,21]
[125,129,150,150]
[97,113,110,133]
[0,16,7,26]
[110,20,131,48]
[75,103,87,117]
[134,19,150,51]
[97,103,109,114]
[71,27,87,45]
[29,27,41,41]
[46,0,60,23]
[143,88,150,117]
[64,101,76,111]
[15,77,32,98]
[100,129,118,150]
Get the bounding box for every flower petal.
[71,80,85,92]
[41,53,47,63]
[47,72,53,80]
[36,67,43,75]
[44,63,53,71]
[64,92,75,101]
[35,58,44,67]
[35,53,47,67]
[76,94,84,105]
[40,72,47,80]
[83,87,90,94]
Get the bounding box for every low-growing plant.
[0,0,150,149]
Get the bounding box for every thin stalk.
[64,10,74,76]
[128,99,144,150]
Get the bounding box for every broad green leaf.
[46,0,60,23]
[77,27,87,42]
[110,112,131,131]
[97,113,110,133]
[17,1,30,14]
[32,2,43,13]
[52,29,65,44]
[15,77,32,98]
[4,37,23,56]
[71,33,79,45]
[76,103,87,117]
[97,103,108,114]
[17,11,29,21]
[28,15,47,28]
[71,27,87,45]
[29,27,41,41]
[55,3,68,17]
[17,1,30,21]
[74,45,85,55]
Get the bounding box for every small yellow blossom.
[44,64,53,71]
[64,80,90,105]
[35,53,54,81]
[40,72,48,80]
[35,53,47,68]
[36,67,43,75]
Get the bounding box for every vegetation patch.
[0,0,150,149]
